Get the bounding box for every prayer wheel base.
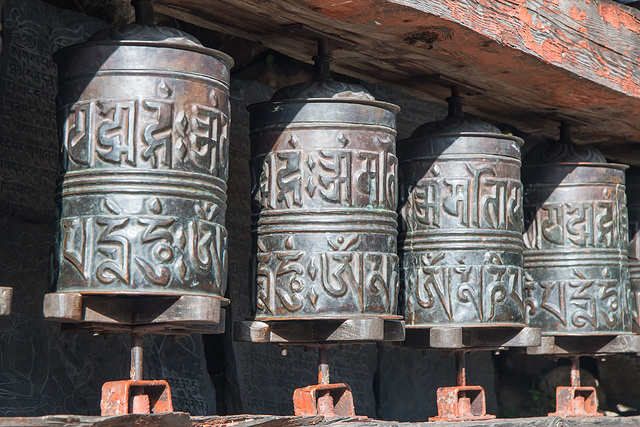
[402,325,540,350]
[526,334,640,356]
[43,293,226,335]
[234,318,404,344]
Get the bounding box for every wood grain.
[154,0,640,163]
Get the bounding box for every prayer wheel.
[51,24,232,298]
[626,168,640,330]
[398,94,526,328]
[522,138,631,334]
[248,53,400,320]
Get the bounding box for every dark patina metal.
[398,94,526,329]
[50,24,232,299]
[626,167,640,331]
[248,47,401,321]
[522,136,631,335]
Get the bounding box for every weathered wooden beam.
[154,0,640,163]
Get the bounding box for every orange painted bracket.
[101,380,173,416]
[429,385,496,422]
[293,383,355,417]
[549,386,603,418]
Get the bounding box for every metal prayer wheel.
[398,94,525,328]
[248,50,400,320]
[50,24,232,298]
[626,167,640,330]
[522,137,631,334]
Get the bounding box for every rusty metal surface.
[429,351,494,421]
[101,379,173,416]
[398,93,525,328]
[292,347,356,417]
[248,47,400,321]
[51,24,232,298]
[522,138,631,335]
[627,167,640,331]
[548,357,602,418]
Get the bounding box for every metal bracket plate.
[293,383,355,417]
[101,380,173,416]
[429,385,495,422]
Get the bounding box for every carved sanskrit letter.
[565,203,593,247]
[140,101,173,169]
[413,179,440,227]
[275,151,302,208]
[61,217,88,280]
[357,151,380,206]
[321,253,363,308]
[135,217,175,286]
[540,204,564,246]
[63,102,91,167]
[595,201,615,248]
[95,217,131,285]
[96,101,136,166]
[318,150,351,204]
[184,104,229,174]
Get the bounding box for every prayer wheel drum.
[51,25,232,298]
[249,80,400,319]
[398,99,526,327]
[522,143,631,334]
[626,168,640,330]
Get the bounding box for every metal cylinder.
[398,98,525,327]
[249,79,400,319]
[52,25,232,297]
[626,167,640,330]
[522,142,630,334]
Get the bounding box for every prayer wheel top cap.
[88,23,202,46]
[408,115,501,138]
[272,79,376,102]
[524,140,607,165]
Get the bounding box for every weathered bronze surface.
[627,167,640,331]
[51,25,232,298]
[248,52,400,320]
[522,140,631,334]
[398,95,525,328]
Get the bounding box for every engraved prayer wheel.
[248,56,400,320]
[522,138,631,334]
[626,168,640,330]
[398,94,525,328]
[51,25,232,298]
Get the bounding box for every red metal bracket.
[293,382,355,416]
[548,356,602,417]
[549,386,602,417]
[101,380,173,416]
[430,385,496,421]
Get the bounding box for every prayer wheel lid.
[77,24,234,66]
[409,115,500,137]
[271,79,376,102]
[524,141,607,164]
[405,92,511,139]
[89,24,202,46]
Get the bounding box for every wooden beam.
[155,0,640,163]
